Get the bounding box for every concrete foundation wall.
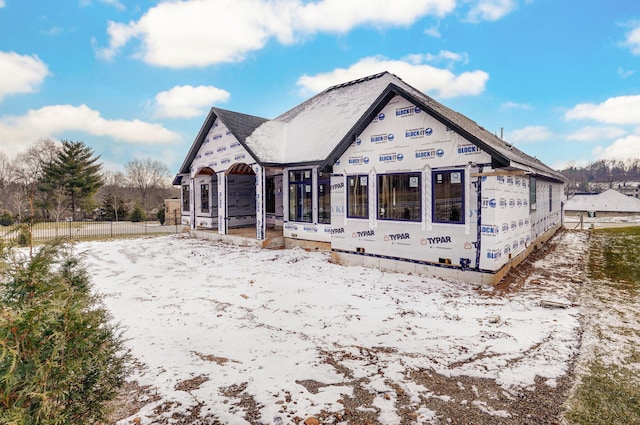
[330,222,562,285]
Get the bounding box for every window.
[432,170,464,223]
[530,176,537,211]
[182,184,190,211]
[347,175,369,219]
[377,173,421,221]
[200,184,209,213]
[318,171,331,224]
[289,169,312,222]
[265,176,276,214]
[549,184,552,212]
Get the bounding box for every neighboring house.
[173,72,565,284]
[564,189,640,218]
[163,198,181,226]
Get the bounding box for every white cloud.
[621,23,640,55]
[509,125,553,143]
[424,26,441,38]
[154,85,230,119]
[294,0,454,33]
[79,0,125,10]
[96,0,457,68]
[466,0,517,23]
[0,1,5,7]
[617,67,635,79]
[501,101,531,110]
[296,55,489,98]
[594,134,640,160]
[0,51,50,102]
[416,50,469,66]
[0,104,181,157]
[565,95,640,125]
[549,158,591,171]
[567,126,627,142]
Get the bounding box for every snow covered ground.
[77,232,586,424]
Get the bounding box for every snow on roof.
[565,189,640,213]
[177,72,564,182]
[245,72,396,164]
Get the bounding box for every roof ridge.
[325,71,394,92]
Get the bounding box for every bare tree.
[11,139,61,220]
[0,151,13,212]
[99,170,129,221]
[124,157,171,210]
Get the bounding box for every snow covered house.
[564,188,640,218]
[173,72,565,284]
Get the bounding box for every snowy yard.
[78,231,588,424]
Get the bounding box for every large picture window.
[347,175,368,219]
[318,171,331,224]
[182,184,190,211]
[200,184,209,213]
[289,169,312,222]
[377,173,421,221]
[432,170,464,224]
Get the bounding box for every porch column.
[254,165,266,240]
[217,172,227,235]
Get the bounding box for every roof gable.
[177,107,268,175]
[318,75,564,182]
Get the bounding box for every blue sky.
[0,0,639,174]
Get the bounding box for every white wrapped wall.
[479,174,531,271]
[331,96,493,269]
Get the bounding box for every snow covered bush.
[0,239,129,424]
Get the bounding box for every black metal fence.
[1,220,188,244]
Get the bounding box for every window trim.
[317,171,331,224]
[288,168,313,223]
[182,184,190,212]
[431,170,465,224]
[530,176,537,212]
[347,174,369,219]
[377,172,422,222]
[200,183,209,213]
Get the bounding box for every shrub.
[130,206,146,223]
[157,207,166,225]
[15,224,31,247]
[0,210,13,226]
[0,239,130,424]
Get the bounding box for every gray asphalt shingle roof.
[176,72,564,183]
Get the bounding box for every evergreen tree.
[39,141,103,221]
[0,239,129,424]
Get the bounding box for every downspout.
[474,165,483,270]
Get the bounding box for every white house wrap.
[174,72,565,284]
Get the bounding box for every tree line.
[0,139,177,224]
[560,158,640,193]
